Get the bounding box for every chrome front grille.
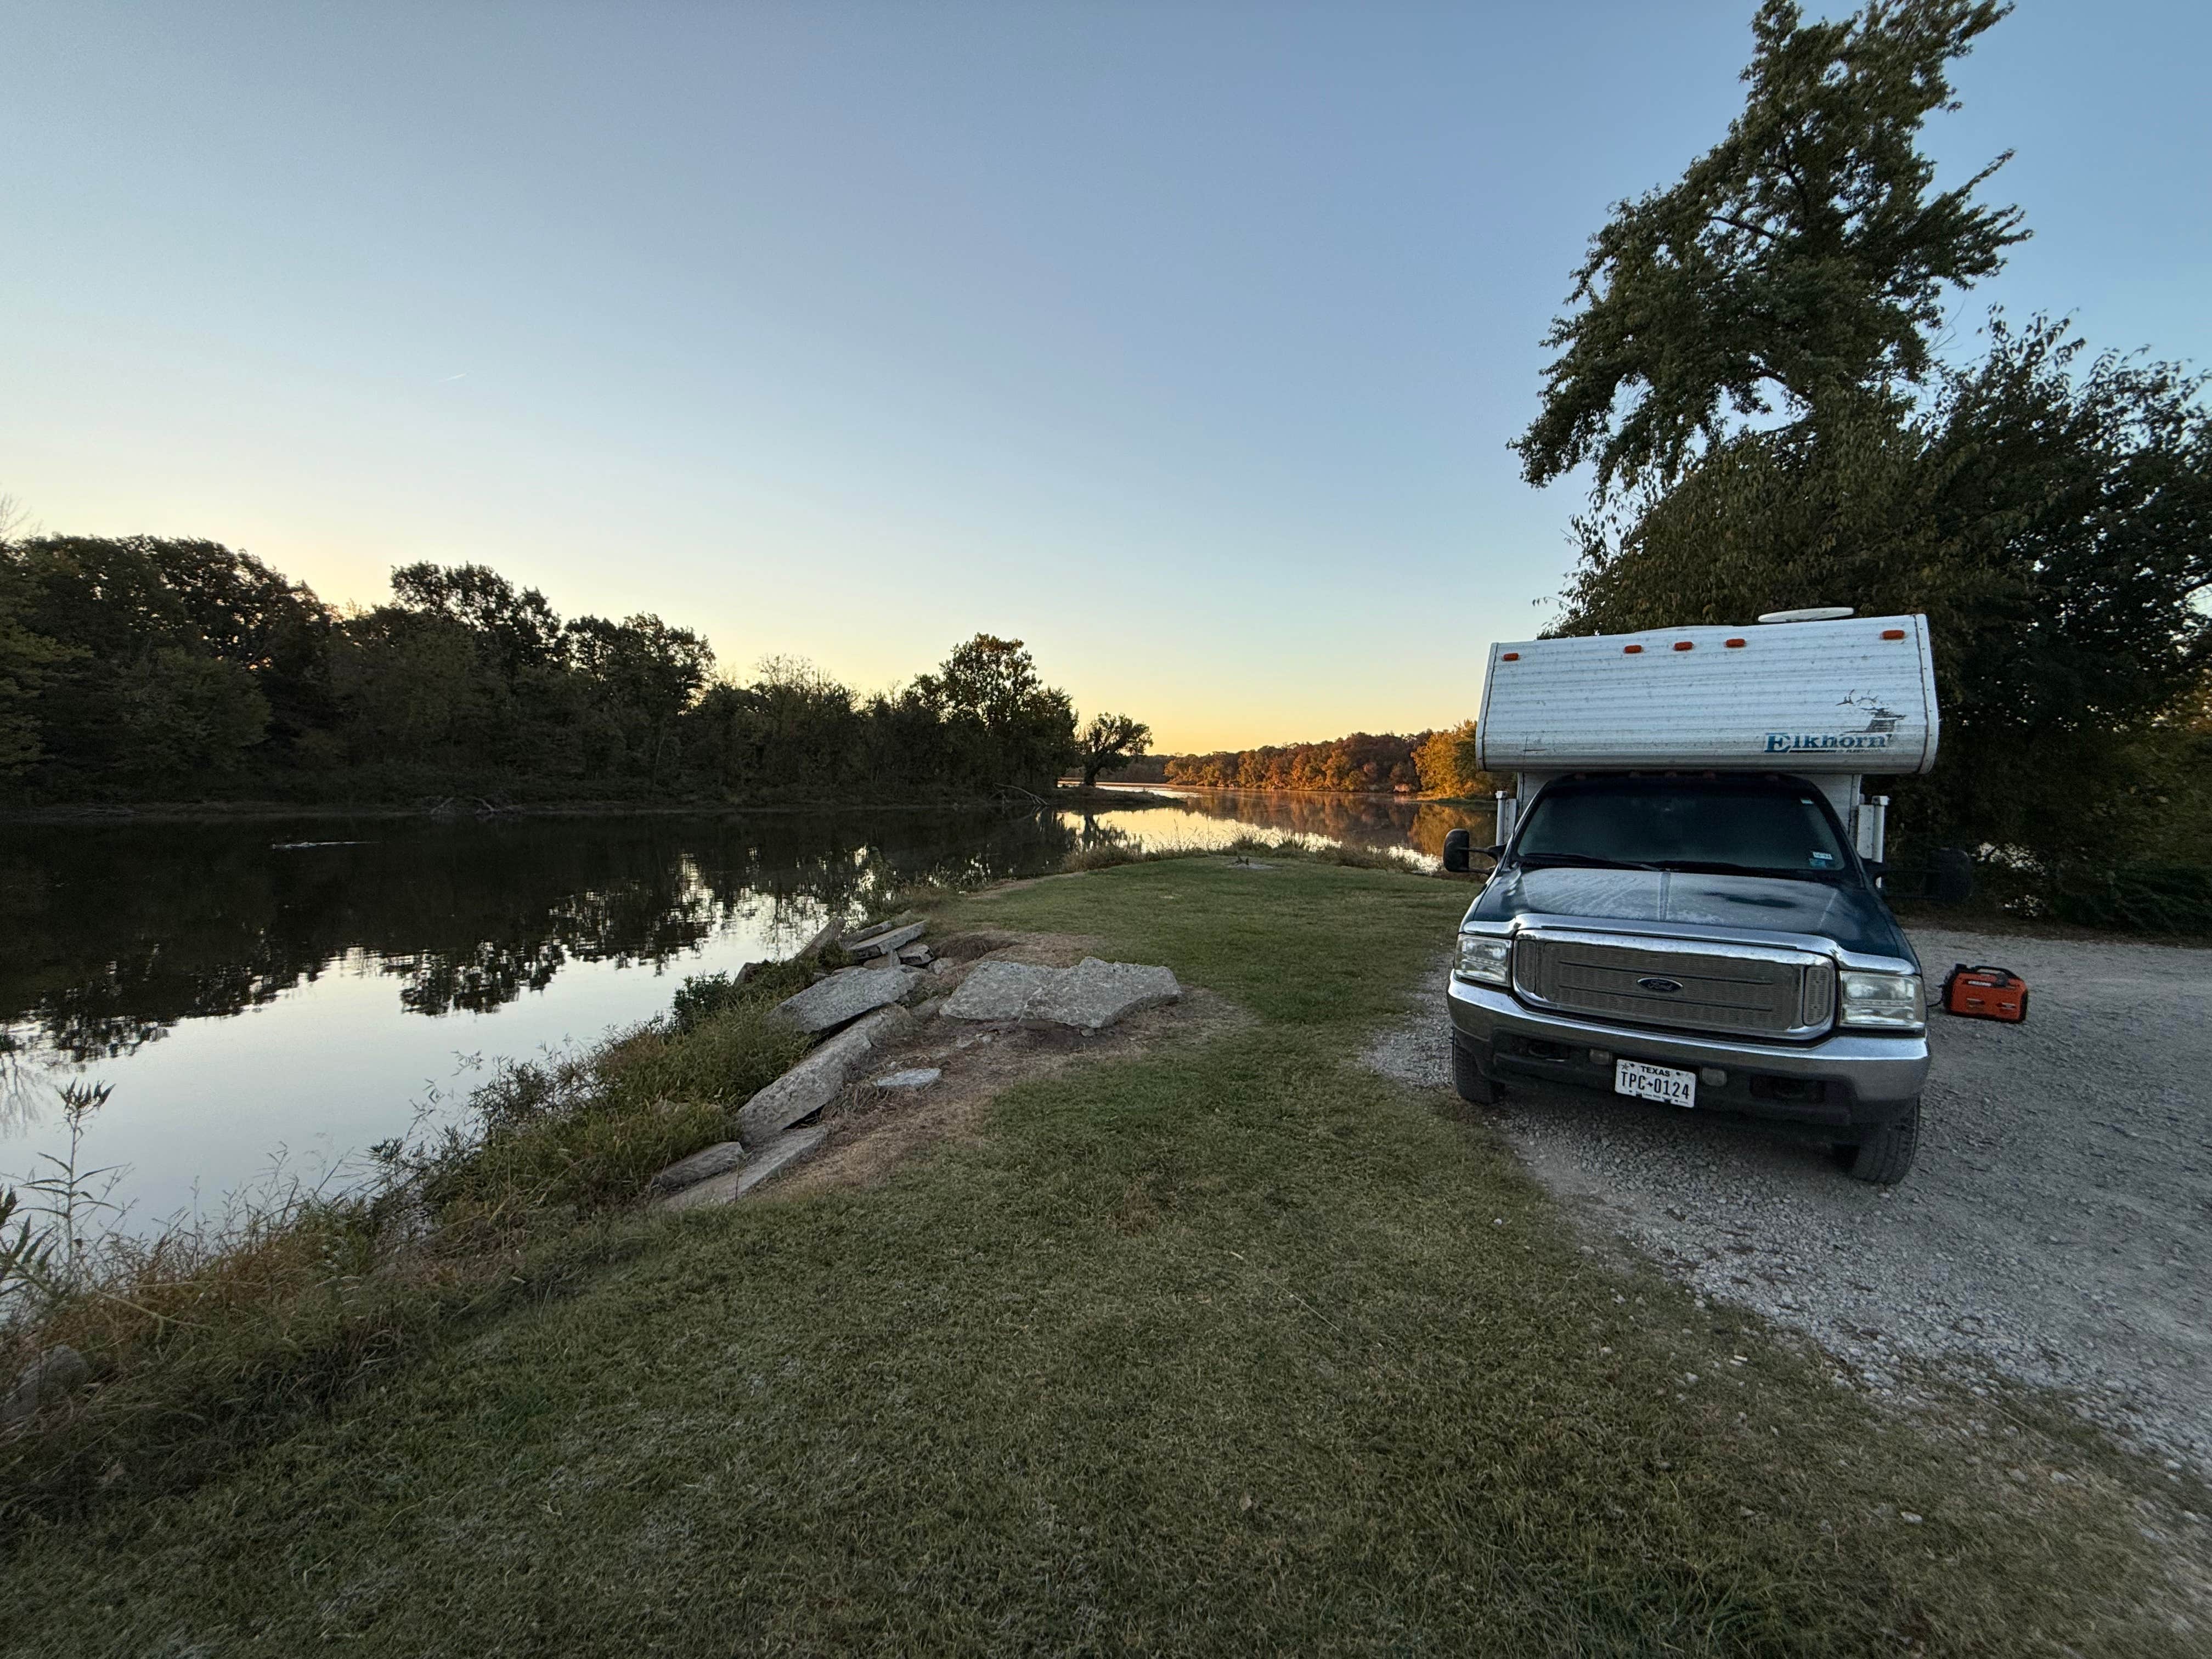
[1512,930,1835,1039]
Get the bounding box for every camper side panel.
[1475,616,1937,775]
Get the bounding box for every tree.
[1076,712,1152,788]
[391,562,566,678]
[567,614,715,785]
[1555,316,2212,864]
[0,563,71,776]
[1413,721,1504,800]
[1,537,325,789]
[912,635,1077,793]
[1515,0,2024,495]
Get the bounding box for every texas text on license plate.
[1615,1058,1696,1107]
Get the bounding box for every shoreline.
[0,786,1188,827]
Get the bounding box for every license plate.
[1616,1058,1696,1108]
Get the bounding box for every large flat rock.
[646,1140,747,1195]
[849,921,927,960]
[660,1125,828,1209]
[776,965,921,1034]
[940,960,1057,1022]
[1030,957,1182,1032]
[737,1004,913,1145]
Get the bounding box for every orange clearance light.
[1500,651,1520,661]
[1672,641,1694,651]
[1881,628,1906,640]
[1623,644,1644,654]
[1724,637,1747,648]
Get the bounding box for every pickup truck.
[1440,611,1939,1184]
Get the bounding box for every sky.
[3,2,2208,753]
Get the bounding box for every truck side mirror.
[1442,828,1471,873]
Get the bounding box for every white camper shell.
[1474,613,1939,862]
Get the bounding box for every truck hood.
[1470,865,1916,962]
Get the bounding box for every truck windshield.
[1513,781,1853,881]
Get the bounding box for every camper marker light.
[1501,652,1520,661]
[1623,644,1644,654]
[1838,969,1925,1031]
[1724,637,1746,647]
[1673,641,1694,651]
[1453,933,1513,986]
[1882,629,1906,640]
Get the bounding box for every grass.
[1,858,2203,1655]
[0,961,819,1530]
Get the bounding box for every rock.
[897,945,933,966]
[871,1067,942,1090]
[941,960,1057,1022]
[844,914,917,947]
[775,966,922,1035]
[1031,958,1182,1033]
[738,1005,915,1144]
[2,1345,90,1425]
[912,996,946,1020]
[850,922,927,960]
[794,917,844,962]
[646,1140,747,1194]
[661,1125,830,1209]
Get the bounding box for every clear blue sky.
[4,1,2205,750]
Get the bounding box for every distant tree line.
[1163,724,1501,798]
[0,534,1104,805]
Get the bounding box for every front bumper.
[1446,977,1927,1127]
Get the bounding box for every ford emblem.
[1637,977,1684,994]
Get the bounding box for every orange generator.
[1941,963,2029,1023]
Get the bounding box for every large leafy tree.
[1075,712,1151,789]
[1557,318,2212,862]
[4,536,323,786]
[913,635,1078,793]
[1517,1,2212,895]
[1515,0,2024,494]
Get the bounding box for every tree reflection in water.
[0,794,1468,1076]
[1134,788,1494,860]
[0,811,1088,1065]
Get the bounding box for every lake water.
[0,789,1478,1229]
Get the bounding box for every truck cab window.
[1514,781,1850,879]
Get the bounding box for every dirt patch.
[927,928,1103,968]
[774,933,1246,1199]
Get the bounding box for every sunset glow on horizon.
[5,2,2207,754]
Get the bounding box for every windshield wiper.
[1515,853,1664,872]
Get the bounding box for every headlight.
[1839,969,1925,1030]
[1454,933,1513,986]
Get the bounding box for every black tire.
[1839,1097,1920,1186]
[1452,1038,1497,1105]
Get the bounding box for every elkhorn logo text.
[1764,732,1893,753]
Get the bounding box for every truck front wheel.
[1452,1037,1497,1105]
[1837,1098,1920,1186]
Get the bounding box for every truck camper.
[1440,611,1940,1184]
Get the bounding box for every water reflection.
[1104,786,1498,860]
[0,811,1087,1068]
[0,793,1487,1220]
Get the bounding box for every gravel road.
[1368,928,2212,1472]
